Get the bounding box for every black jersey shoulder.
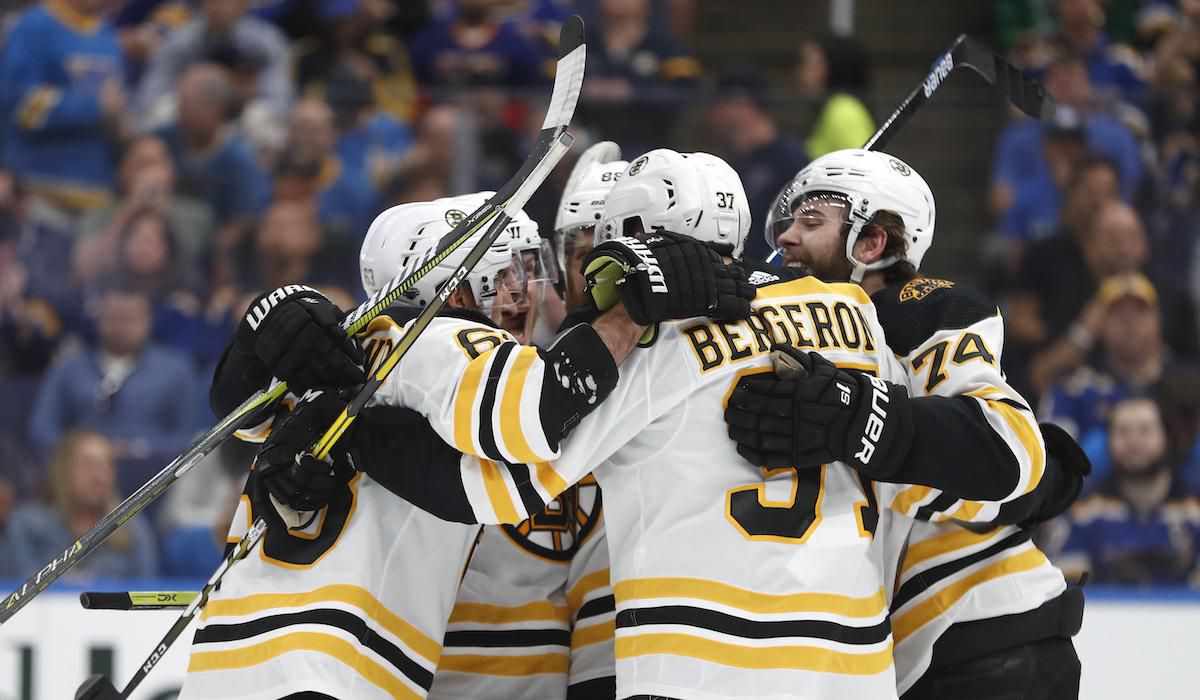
[376,304,499,329]
[871,278,1000,356]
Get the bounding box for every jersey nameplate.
[682,298,876,373]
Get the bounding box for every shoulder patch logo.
[899,277,954,302]
[889,158,911,176]
[629,155,649,176]
[444,208,466,227]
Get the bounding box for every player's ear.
[852,225,888,265]
[446,283,477,311]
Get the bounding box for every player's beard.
[784,243,853,282]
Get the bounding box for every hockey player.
[429,143,629,700]
[181,192,750,700]
[274,148,1069,699]
[730,148,1089,699]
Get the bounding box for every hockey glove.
[255,389,357,513]
[582,231,754,326]
[724,345,914,479]
[1018,423,1091,529]
[236,285,366,392]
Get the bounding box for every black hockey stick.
[74,519,267,700]
[308,18,586,459]
[80,591,197,611]
[865,33,1055,150]
[0,14,587,627]
[767,35,1053,263]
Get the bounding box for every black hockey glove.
[1018,423,1092,529]
[582,231,754,326]
[255,389,357,513]
[724,345,914,479]
[235,285,366,393]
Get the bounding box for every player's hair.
[1067,153,1121,191]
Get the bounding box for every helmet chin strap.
[843,196,899,283]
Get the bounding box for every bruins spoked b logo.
[889,159,911,176]
[445,209,466,227]
[502,477,602,561]
[629,155,649,176]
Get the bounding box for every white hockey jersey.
[380,275,1041,700]
[428,475,614,700]
[871,278,1067,695]
[182,307,567,700]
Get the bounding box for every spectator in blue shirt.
[707,65,809,263]
[27,284,197,495]
[408,0,548,87]
[154,63,268,264]
[998,107,1090,245]
[1055,0,1147,100]
[135,0,293,125]
[0,0,128,213]
[5,431,158,580]
[991,55,1142,231]
[1053,397,1200,588]
[325,63,414,196]
[1038,273,1176,485]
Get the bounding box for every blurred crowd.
[0,0,1198,590]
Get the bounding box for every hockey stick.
[80,591,197,611]
[766,34,1053,263]
[865,33,1054,150]
[307,19,586,460]
[74,519,267,700]
[0,14,587,626]
[312,132,575,459]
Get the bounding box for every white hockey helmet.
[554,141,627,272]
[359,192,535,314]
[765,149,935,281]
[598,148,751,258]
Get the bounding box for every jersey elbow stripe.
[479,459,522,523]
[615,634,893,675]
[453,351,490,455]
[498,347,543,463]
[891,545,1047,643]
[899,525,1004,578]
[534,461,569,500]
[188,630,426,698]
[892,529,1033,610]
[889,486,936,517]
[476,343,515,461]
[967,388,1045,496]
